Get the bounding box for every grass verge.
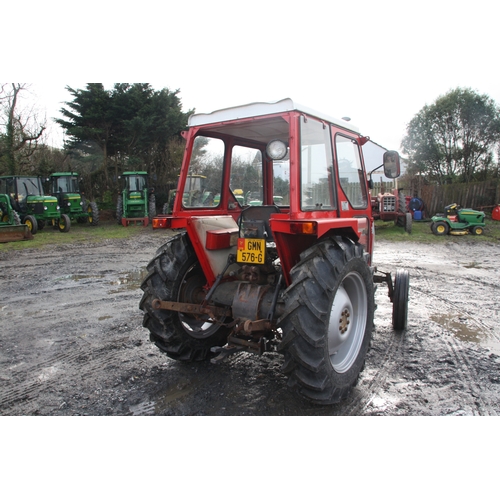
[0,220,149,253]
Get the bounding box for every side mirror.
[383,150,400,178]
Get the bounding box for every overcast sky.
[6,0,500,155]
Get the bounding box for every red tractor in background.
[368,164,412,233]
[140,98,409,405]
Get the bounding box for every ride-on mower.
[141,98,410,405]
[431,203,485,236]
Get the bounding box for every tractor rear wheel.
[88,202,99,226]
[140,233,231,361]
[405,212,412,234]
[432,221,449,236]
[277,237,374,405]
[116,196,123,224]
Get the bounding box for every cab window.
[300,117,335,211]
[336,135,367,209]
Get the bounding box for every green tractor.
[116,171,156,226]
[431,203,486,236]
[0,176,70,234]
[48,172,99,226]
[0,193,33,242]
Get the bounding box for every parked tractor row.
[0,172,100,242]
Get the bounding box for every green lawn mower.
[431,203,485,236]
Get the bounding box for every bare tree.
[0,83,47,175]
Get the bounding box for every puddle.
[431,313,500,355]
[130,379,200,416]
[108,269,148,292]
[55,269,147,292]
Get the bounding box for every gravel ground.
[1,224,500,416]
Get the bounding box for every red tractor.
[140,98,409,405]
[368,164,412,233]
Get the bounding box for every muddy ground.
[1,223,499,416]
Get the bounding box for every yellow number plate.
[236,238,265,264]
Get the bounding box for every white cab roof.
[188,98,360,133]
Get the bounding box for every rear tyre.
[277,237,375,405]
[88,202,99,226]
[432,221,449,236]
[404,212,412,234]
[116,196,123,224]
[12,210,21,225]
[139,233,231,361]
[149,194,156,220]
[392,269,410,331]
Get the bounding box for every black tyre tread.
[139,233,229,362]
[392,269,410,331]
[89,201,99,226]
[432,221,449,236]
[116,196,123,224]
[277,236,374,405]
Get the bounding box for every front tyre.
[58,214,71,232]
[278,237,375,405]
[23,215,38,235]
[139,233,230,361]
[392,269,410,331]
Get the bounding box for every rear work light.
[290,222,317,234]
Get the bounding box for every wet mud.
[1,226,499,415]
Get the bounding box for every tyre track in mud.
[0,330,148,415]
[340,327,405,415]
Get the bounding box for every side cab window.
[335,135,368,209]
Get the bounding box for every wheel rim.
[327,271,367,373]
[25,218,33,231]
[437,224,446,233]
[178,262,222,339]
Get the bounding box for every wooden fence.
[372,180,500,217]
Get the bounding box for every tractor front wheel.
[139,233,230,361]
[278,237,374,405]
[58,214,71,232]
[392,269,410,331]
[432,221,449,236]
[23,215,38,235]
[470,226,483,236]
